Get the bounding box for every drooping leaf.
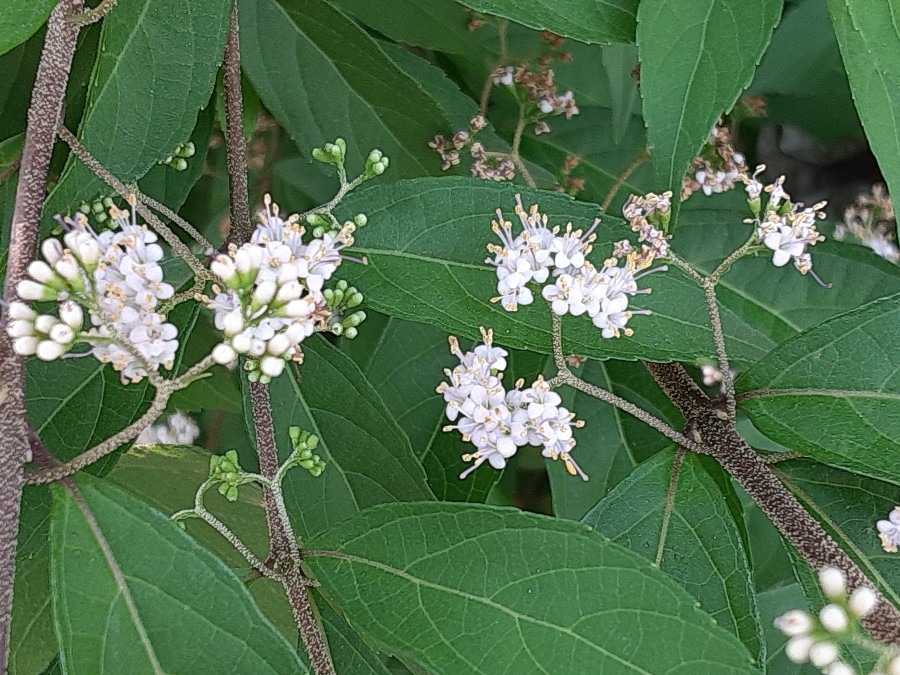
[50,476,306,673]
[307,502,756,674]
[238,0,450,178]
[455,0,638,45]
[242,336,433,540]
[337,177,778,365]
[43,0,231,226]
[637,0,782,218]
[828,0,900,210]
[582,450,763,661]
[737,293,900,484]
[0,0,55,58]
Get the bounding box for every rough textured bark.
[0,1,82,668]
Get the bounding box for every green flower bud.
[343,310,366,328]
[344,326,358,340]
[172,158,188,171]
[311,147,330,163]
[346,291,364,308]
[353,213,368,227]
[91,201,105,215]
[335,138,346,155]
[181,141,196,158]
[305,213,329,227]
[331,323,344,336]
[102,196,114,208]
[367,150,383,163]
[336,280,348,291]
[79,202,91,215]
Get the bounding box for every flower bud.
[7,302,35,321]
[59,301,84,330]
[211,255,237,283]
[17,280,54,301]
[819,567,847,599]
[49,324,75,345]
[232,332,252,354]
[28,260,56,284]
[267,333,290,356]
[354,213,367,227]
[774,610,812,636]
[282,299,311,318]
[13,336,37,356]
[285,322,310,343]
[54,257,81,282]
[222,311,244,337]
[6,320,34,339]
[785,636,813,664]
[277,263,299,285]
[252,281,277,307]
[34,315,57,334]
[74,237,100,266]
[35,340,64,361]
[826,663,854,675]
[212,343,237,364]
[260,356,285,378]
[819,605,848,633]
[249,338,266,357]
[809,642,839,668]
[235,246,262,276]
[41,238,64,265]
[848,587,877,618]
[889,655,900,675]
[344,326,358,339]
[274,281,302,304]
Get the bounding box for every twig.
[510,108,535,189]
[759,450,803,464]
[478,20,508,116]
[655,447,685,567]
[138,191,214,253]
[600,145,649,212]
[66,0,116,25]
[702,279,736,418]
[0,1,82,667]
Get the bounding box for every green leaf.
[828,0,900,210]
[319,602,395,675]
[43,0,231,224]
[455,0,638,45]
[757,584,819,675]
[737,293,900,484]
[337,176,776,365]
[637,0,782,215]
[243,336,433,540]
[238,0,450,178]
[50,476,306,673]
[307,502,756,674]
[549,359,678,520]
[582,450,763,661]
[0,0,54,58]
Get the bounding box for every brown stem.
[702,279,736,418]
[222,4,253,247]
[644,361,900,644]
[600,145,649,212]
[0,1,82,667]
[510,109,535,189]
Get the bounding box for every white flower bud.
[17,280,53,301]
[49,323,74,345]
[73,237,100,266]
[231,334,251,355]
[275,281,302,303]
[235,246,262,275]
[35,339,64,361]
[826,662,854,675]
[282,299,313,318]
[211,255,237,282]
[819,605,848,633]
[212,343,237,364]
[41,238,63,265]
[6,320,34,339]
[252,281,277,306]
[848,587,877,618]
[260,356,285,378]
[267,333,290,356]
[54,256,81,282]
[249,338,266,357]
[785,635,813,663]
[277,262,299,285]
[222,311,244,337]
[7,302,35,321]
[285,322,310,344]
[774,610,812,636]
[58,301,84,330]
[889,655,900,675]
[34,315,57,334]
[13,336,37,356]
[809,642,839,668]
[819,567,847,599]
[27,260,56,284]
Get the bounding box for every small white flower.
[785,635,814,664]
[826,661,854,675]
[260,356,286,378]
[35,340,64,361]
[819,567,847,599]
[16,280,53,301]
[212,343,236,364]
[774,610,812,636]
[13,336,37,356]
[809,642,839,669]
[877,506,900,552]
[819,604,848,633]
[848,586,877,617]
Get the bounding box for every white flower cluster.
[6,197,178,383]
[684,125,747,198]
[835,184,899,264]
[775,567,879,675]
[486,195,666,339]
[743,166,828,282]
[877,506,900,553]
[437,328,587,480]
[208,195,356,379]
[135,412,200,446]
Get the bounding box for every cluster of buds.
[7,197,178,383]
[743,166,828,282]
[311,138,390,178]
[437,328,586,480]
[287,427,325,477]
[486,195,666,339]
[877,505,900,552]
[428,115,512,179]
[136,412,200,446]
[76,195,117,227]
[207,195,363,382]
[208,450,248,502]
[682,124,747,199]
[553,154,585,196]
[835,184,899,264]
[493,59,580,124]
[160,141,196,171]
[322,280,366,339]
[775,567,882,674]
[621,191,673,266]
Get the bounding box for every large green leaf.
[637,0,782,215]
[0,0,55,57]
[737,293,900,484]
[243,336,433,540]
[828,0,900,209]
[455,0,638,45]
[43,0,231,224]
[50,476,305,673]
[582,450,762,661]
[307,502,756,674]
[238,0,450,178]
[337,177,776,365]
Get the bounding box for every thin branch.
[510,108,535,189]
[600,145,649,212]
[710,232,757,283]
[66,0,116,25]
[0,1,82,667]
[702,279,736,418]
[655,447,686,567]
[759,450,803,464]
[664,251,705,284]
[478,20,508,116]
[138,191,214,253]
